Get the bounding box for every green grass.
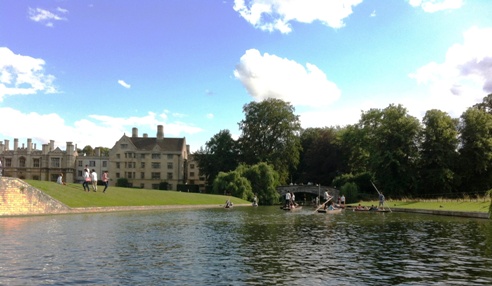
[26,180,250,208]
[353,199,491,213]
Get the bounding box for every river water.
[1,206,492,285]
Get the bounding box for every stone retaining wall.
[0,177,70,216]
[391,207,490,219]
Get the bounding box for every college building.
[0,139,77,182]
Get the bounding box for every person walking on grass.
[82,168,91,192]
[91,169,98,192]
[102,171,109,193]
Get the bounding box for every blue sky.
[1,0,492,152]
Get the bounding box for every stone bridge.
[276,185,339,200]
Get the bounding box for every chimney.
[157,125,164,140]
[132,127,138,137]
[14,139,18,150]
[95,147,101,157]
[42,144,49,154]
[67,142,74,154]
[50,140,54,151]
[143,133,148,138]
[27,138,32,153]
[4,140,9,151]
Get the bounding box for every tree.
[417,109,459,196]
[212,171,253,200]
[238,98,302,184]
[298,127,342,186]
[359,104,421,197]
[457,108,492,193]
[194,130,239,187]
[82,145,94,156]
[238,162,280,205]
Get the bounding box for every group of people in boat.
[284,191,300,209]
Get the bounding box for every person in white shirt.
[82,168,90,192]
[56,173,66,185]
[90,169,98,192]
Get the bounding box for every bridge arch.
[276,185,339,200]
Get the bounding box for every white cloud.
[206,113,214,119]
[408,26,492,117]
[370,10,376,17]
[234,49,340,107]
[233,0,363,33]
[28,7,68,27]
[0,108,204,150]
[408,0,463,13]
[0,47,57,101]
[117,80,131,88]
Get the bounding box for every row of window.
[114,172,177,180]
[115,162,174,169]
[1,157,60,168]
[116,153,176,160]
[78,160,108,167]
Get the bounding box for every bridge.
[276,184,339,200]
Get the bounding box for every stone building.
[0,139,77,182]
[109,125,189,190]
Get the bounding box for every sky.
[1,0,492,153]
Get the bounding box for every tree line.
[195,95,492,205]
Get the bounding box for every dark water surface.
[1,206,492,285]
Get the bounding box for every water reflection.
[1,207,491,285]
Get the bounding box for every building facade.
[0,139,77,182]
[186,153,206,192]
[109,125,189,190]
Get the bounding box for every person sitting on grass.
[56,173,66,185]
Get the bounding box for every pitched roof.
[129,137,185,152]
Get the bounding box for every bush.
[116,178,129,187]
[341,182,360,204]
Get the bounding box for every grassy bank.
[355,199,491,213]
[26,180,250,208]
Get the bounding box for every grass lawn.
[26,180,250,208]
[354,199,491,213]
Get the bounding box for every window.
[121,143,128,149]
[116,162,120,169]
[152,153,161,159]
[167,172,173,180]
[78,170,82,177]
[116,154,120,159]
[51,174,58,182]
[190,172,195,178]
[5,158,11,167]
[152,162,160,169]
[33,159,40,168]
[102,161,108,167]
[167,162,173,169]
[116,172,120,178]
[141,162,145,168]
[190,164,195,169]
[140,183,145,188]
[51,158,60,168]
[78,161,83,167]
[152,172,161,179]
[141,172,145,179]
[127,172,133,179]
[89,161,96,167]
[19,157,26,168]
[167,154,173,160]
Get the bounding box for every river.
[1,206,491,285]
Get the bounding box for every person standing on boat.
[323,190,330,209]
[290,191,295,207]
[379,193,385,209]
[340,194,346,207]
[285,191,291,208]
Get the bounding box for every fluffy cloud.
[117,80,131,89]
[408,0,463,13]
[408,26,492,116]
[28,7,68,27]
[0,47,57,101]
[233,0,363,33]
[234,49,340,107]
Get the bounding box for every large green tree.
[417,109,459,196]
[194,129,239,187]
[212,171,253,200]
[457,108,492,193]
[238,98,302,184]
[238,162,280,205]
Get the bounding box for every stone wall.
[0,177,70,216]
